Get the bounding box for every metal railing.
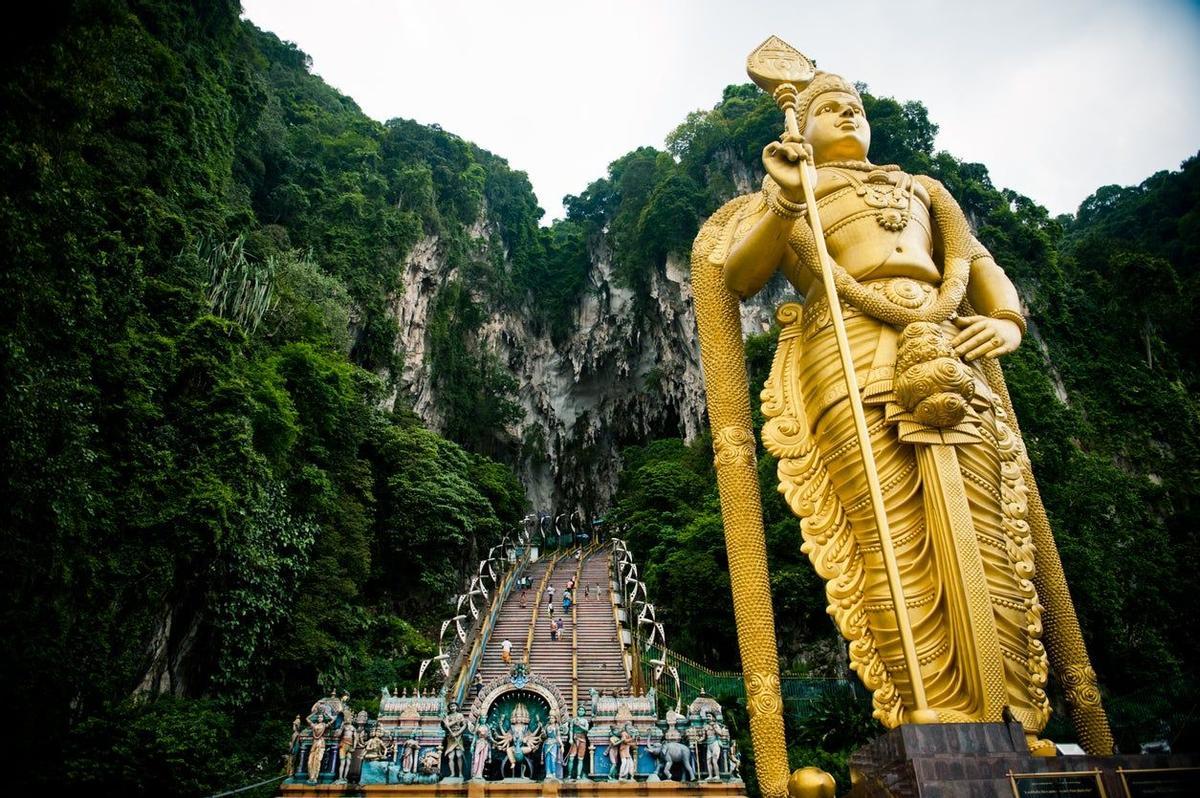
[525,552,562,663]
[450,553,526,705]
[631,629,864,715]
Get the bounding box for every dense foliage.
[0,3,526,794]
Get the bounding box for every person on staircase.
[501,638,512,666]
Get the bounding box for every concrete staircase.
[574,548,629,702]
[527,554,581,701]
[476,557,551,687]
[473,545,631,712]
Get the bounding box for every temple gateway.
[281,534,752,796]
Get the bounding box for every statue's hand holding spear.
[761,132,813,204]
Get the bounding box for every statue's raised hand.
[762,132,812,203]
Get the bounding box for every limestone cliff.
[384,194,792,512]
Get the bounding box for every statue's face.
[804,91,870,163]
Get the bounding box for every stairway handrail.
[632,628,854,682]
[632,631,742,678]
[451,546,529,704]
[568,539,603,713]
[569,548,583,714]
[525,551,563,664]
[608,548,633,685]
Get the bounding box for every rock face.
[385,208,793,512]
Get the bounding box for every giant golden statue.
[691,38,1113,798]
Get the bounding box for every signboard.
[1119,767,1200,797]
[1009,770,1106,798]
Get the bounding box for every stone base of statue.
[847,722,1199,797]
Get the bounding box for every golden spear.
[745,36,939,723]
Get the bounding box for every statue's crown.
[795,72,861,126]
[511,702,530,725]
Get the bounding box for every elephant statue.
[646,734,696,782]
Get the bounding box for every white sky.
[241,0,1200,222]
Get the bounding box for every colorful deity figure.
[363,726,388,761]
[541,710,563,780]
[285,715,302,774]
[702,712,723,781]
[618,723,638,780]
[442,701,467,778]
[494,702,543,779]
[417,746,442,783]
[606,725,621,780]
[470,718,492,780]
[567,705,591,780]
[306,714,329,785]
[400,730,420,773]
[335,715,357,783]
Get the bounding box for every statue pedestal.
[848,722,1199,797]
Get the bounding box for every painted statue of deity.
[470,718,492,780]
[541,710,563,780]
[306,715,328,785]
[335,716,357,783]
[703,713,723,781]
[566,706,590,780]
[363,727,388,761]
[693,46,1108,769]
[605,726,621,780]
[442,702,467,778]
[418,747,442,780]
[494,702,543,779]
[618,723,638,780]
[400,730,420,773]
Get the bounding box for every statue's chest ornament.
[836,167,916,232]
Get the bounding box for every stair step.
[472,546,631,698]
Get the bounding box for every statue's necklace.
[822,163,915,232]
[800,164,971,326]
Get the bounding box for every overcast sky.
[241,0,1200,222]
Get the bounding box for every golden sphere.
[788,766,836,798]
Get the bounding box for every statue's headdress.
[794,72,861,128]
[511,702,530,725]
[745,38,861,133]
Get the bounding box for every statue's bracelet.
[988,308,1027,337]
[765,190,805,220]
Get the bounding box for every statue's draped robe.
[706,171,1051,734]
